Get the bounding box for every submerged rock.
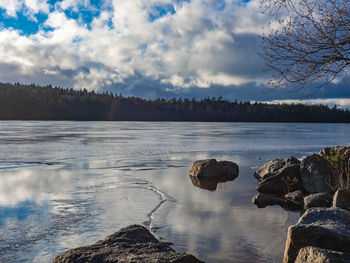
[333,189,350,211]
[256,164,302,196]
[189,159,239,181]
[300,154,339,194]
[52,225,203,263]
[283,207,350,263]
[252,193,301,210]
[303,193,332,210]
[295,246,350,263]
[254,156,300,181]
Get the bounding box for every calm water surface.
[0,121,350,263]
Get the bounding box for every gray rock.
[295,246,350,263]
[52,225,204,263]
[189,159,239,181]
[256,164,302,196]
[254,156,300,181]
[300,154,339,194]
[285,190,304,204]
[283,207,350,263]
[252,193,301,210]
[333,189,350,211]
[304,193,333,210]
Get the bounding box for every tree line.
[0,82,349,122]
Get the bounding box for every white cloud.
[0,0,49,17]
[0,0,274,92]
[265,99,350,109]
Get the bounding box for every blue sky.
[0,0,349,107]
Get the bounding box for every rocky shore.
[52,225,203,263]
[252,145,350,262]
[53,147,350,263]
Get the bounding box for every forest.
[0,82,349,122]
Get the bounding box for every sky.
[0,0,349,107]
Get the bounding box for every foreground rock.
[253,156,300,181]
[300,154,339,194]
[333,189,350,211]
[283,207,350,263]
[189,159,239,181]
[303,193,332,210]
[295,246,350,263]
[252,193,301,210]
[52,225,203,263]
[256,164,302,196]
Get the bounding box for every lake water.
[1,121,350,263]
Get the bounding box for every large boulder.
[256,164,302,196]
[252,193,301,210]
[303,193,333,210]
[254,156,300,181]
[300,154,340,194]
[52,225,203,263]
[295,246,350,263]
[189,159,239,181]
[283,207,350,263]
[333,189,350,211]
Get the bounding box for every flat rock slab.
[283,207,350,263]
[52,225,204,263]
[252,193,301,211]
[295,246,350,263]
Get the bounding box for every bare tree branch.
[260,0,350,89]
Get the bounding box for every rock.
[52,225,203,263]
[333,189,350,211]
[252,193,301,210]
[285,190,304,204]
[254,156,300,181]
[283,207,350,263]
[189,159,239,181]
[300,154,340,194]
[304,193,333,210]
[256,164,302,196]
[295,246,350,263]
[189,175,220,191]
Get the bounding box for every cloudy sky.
[0,0,349,106]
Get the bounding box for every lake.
[1,121,349,263]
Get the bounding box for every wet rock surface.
[253,156,300,181]
[52,225,204,263]
[283,207,350,263]
[252,193,301,210]
[295,246,350,263]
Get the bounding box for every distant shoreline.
[1,83,350,123]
